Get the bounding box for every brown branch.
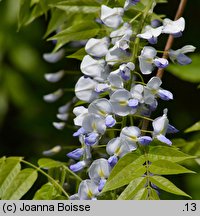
[156,0,188,79]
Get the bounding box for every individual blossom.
[78,180,99,200]
[119,62,135,81]
[151,19,162,28]
[152,109,172,145]
[144,76,173,102]
[162,17,185,37]
[80,55,108,81]
[100,5,124,29]
[52,122,65,130]
[85,37,110,57]
[70,160,88,172]
[120,126,152,146]
[169,45,196,65]
[44,70,65,83]
[130,84,144,107]
[124,0,140,10]
[73,106,88,126]
[75,76,99,102]
[139,46,168,74]
[110,23,132,45]
[137,25,163,44]
[67,148,84,160]
[43,145,62,156]
[106,45,128,66]
[95,73,124,93]
[82,114,106,145]
[43,89,63,103]
[88,159,111,191]
[110,89,133,116]
[43,49,65,63]
[106,137,136,167]
[88,98,116,127]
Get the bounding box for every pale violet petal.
[85,132,99,146]
[88,98,113,117]
[106,45,127,66]
[101,5,124,28]
[108,155,118,167]
[154,58,168,68]
[88,159,111,182]
[75,76,98,102]
[139,56,154,74]
[85,37,109,57]
[152,113,169,135]
[147,77,162,89]
[43,89,63,103]
[82,114,106,134]
[105,115,116,127]
[156,134,172,146]
[78,180,99,200]
[44,70,65,82]
[98,179,107,192]
[70,160,87,172]
[67,148,84,160]
[158,89,173,100]
[162,17,185,35]
[138,136,152,146]
[106,137,121,156]
[167,124,179,134]
[43,49,65,63]
[52,122,65,130]
[80,55,106,78]
[43,145,62,156]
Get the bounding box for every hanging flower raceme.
[58,0,194,200]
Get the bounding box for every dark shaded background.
[0,0,200,199]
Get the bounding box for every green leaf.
[51,0,100,14]
[38,158,63,169]
[102,155,146,192]
[148,146,195,162]
[67,48,86,60]
[168,55,200,83]
[149,160,195,175]
[18,0,31,29]
[185,121,200,133]
[130,188,148,200]
[44,9,67,38]
[49,21,100,51]
[148,188,160,200]
[0,157,22,198]
[2,168,38,200]
[118,177,146,200]
[106,150,142,180]
[150,176,191,198]
[33,182,60,200]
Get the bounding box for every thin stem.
[129,12,143,24]
[141,129,153,134]
[133,71,145,83]
[21,160,70,199]
[62,165,82,182]
[134,115,153,121]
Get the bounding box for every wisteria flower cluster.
[43,0,195,200]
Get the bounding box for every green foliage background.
[0,0,200,199]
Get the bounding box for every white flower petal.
[75,76,98,102]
